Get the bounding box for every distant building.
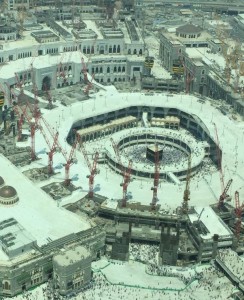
[53,246,92,296]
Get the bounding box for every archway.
[42,76,51,91]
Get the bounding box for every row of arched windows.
[64,46,78,52]
[91,66,126,74]
[96,77,126,83]
[47,48,58,54]
[19,72,31,81]
[57,65,72,72]
[108,45,120,54]
[128,49,143,55]
[83,46,95,54]
[18,52,31,59]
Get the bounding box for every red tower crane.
[151,143,160,210]
[19,102,39,161]
[84,73,95,95]
[12,103,28,141]
[47,132,59,175]
[182,154,192,214]
[214,123,233,208]
[63,134,80,186]
[41,119,80,185]
[15,72,23,93]
[214,123,225,192]
[38,121,59,175]
[110,137,123,174]
[110,137,132,207]
[80,140,99,198]
[235,191,243,240]
[81,57,88,83]
[121,160,133,207]
[218,179,233,208]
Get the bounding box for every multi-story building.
[0,10,145,106]
[53,246,92,296]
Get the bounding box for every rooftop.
[0,153,91,257]
[176,24,202,34]
[53,245,90,266]
[188,207,233,240]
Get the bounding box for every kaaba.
[146,145,163,162]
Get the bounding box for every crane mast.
[41,119,79,185]
[79,139,99,199]
[64,134,80,186]
[81,57,88,83]
[182,154,191,214]
[15,72,23,92]
[110,137,123,175]
[121,160,133,207]
[235,191,243,240]
[84,73,95,95]
[38,120,59,175]
[110,137,132,207]
[218,179,233,209]
[214,123,225,192]
[47,132,59,175]
[151,143,160,210]
[18,101,39,161]
[12,103,28,141]
[88,152,99,199]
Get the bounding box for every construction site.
[0,0,244,299]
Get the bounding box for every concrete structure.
[0,12,145,105]
[159,225,179,266]
[159,21,244,114]
[188,207,233,262]
[111,228,131,261]
[53,246,92,296]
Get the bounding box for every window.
[3,281,10,290]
